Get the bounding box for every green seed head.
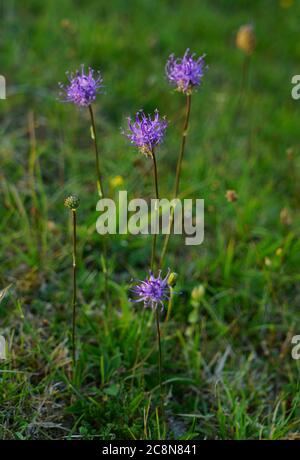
[64,195,80,210]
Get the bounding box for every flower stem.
[165,286,174,322]
[174,93,192,199]
[88,104,104,198]
[155,309,164,412]
[240,54,251,102]
[71,209,77,368]
[159,94,192,267]
[151,149,159,272]
[88,104,109,305]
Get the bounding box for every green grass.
[1,0,300,440]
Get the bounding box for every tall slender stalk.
[155,309,164,413]
[64,195,80,370]
[88,104,109,304]
[160,94,192,267]
[165,286,174,322]
[241,54,250,98]
[71,209,77,367]
[149,150,164,414]
[88,104,104,198]
[235,54,251,118]
[150,148,159,271]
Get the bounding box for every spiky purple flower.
[166,49,206,94]
[123,110,167,157]
[59,65,103,107]
[131,270,171,310]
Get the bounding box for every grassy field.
[1,0,300,440]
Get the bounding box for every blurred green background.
[1,0,300,440]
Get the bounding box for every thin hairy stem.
[88,104,104,198]
[72,209,77,368]
[150,149,159,271]
[160,94,192,267]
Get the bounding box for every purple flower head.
[166,49,206,94]
[130,270,171,311]
[123,109,168,157]
[59,65,103,107]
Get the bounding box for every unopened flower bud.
[286,147,294,160]
[236,24,256,55]
[191,284,205,302]
[110,175,124,188]
[280,207,292,226]
[225,189,238,203]
[168,272,178,287]
[264,257,272,267]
